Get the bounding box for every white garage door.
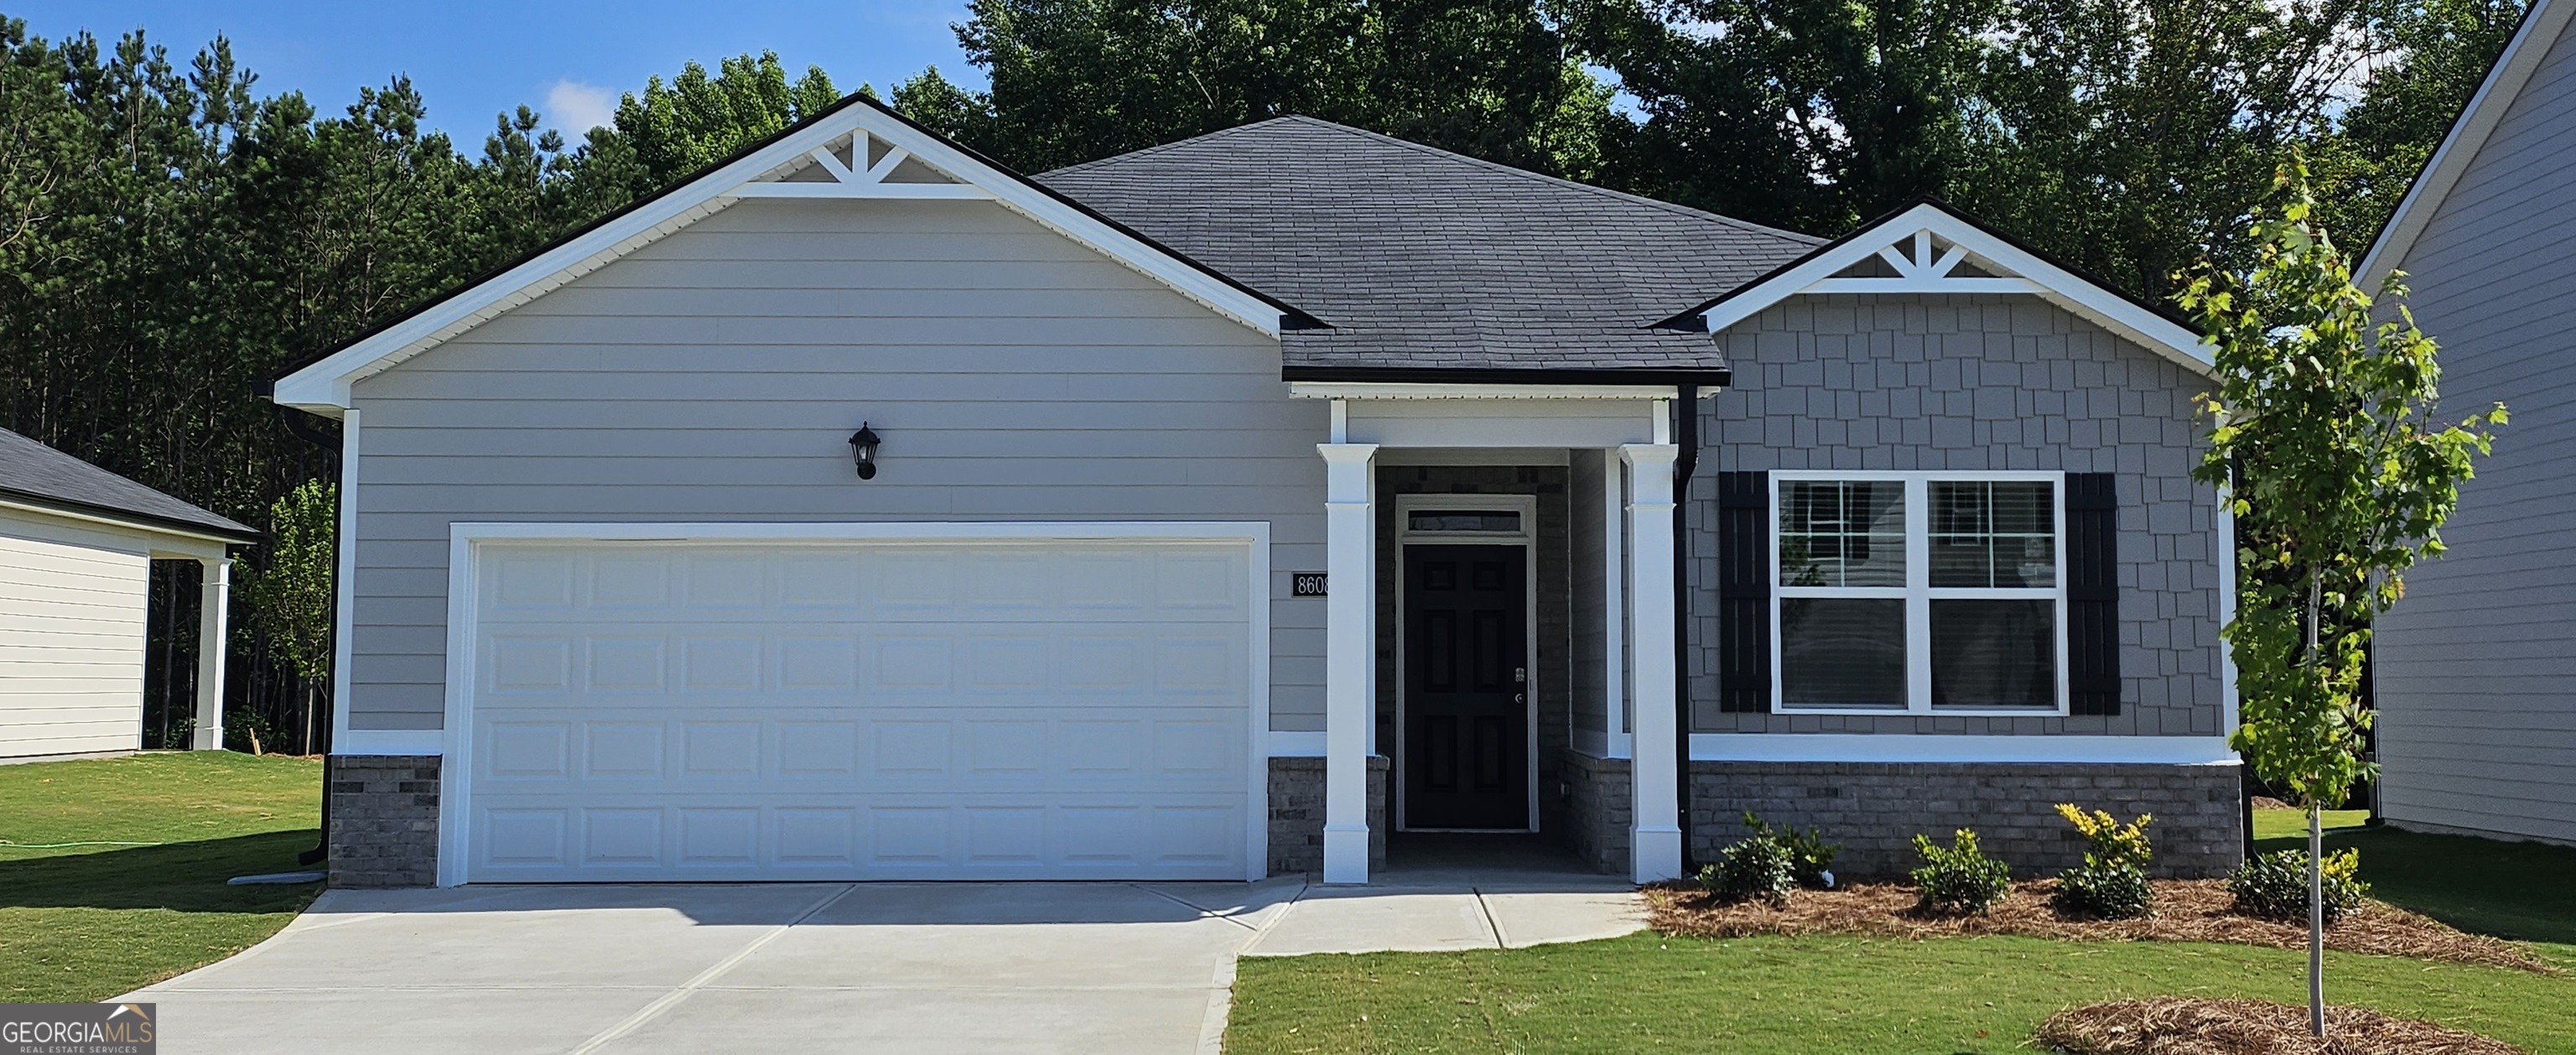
[458,538,1254,882]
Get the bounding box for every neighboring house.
[2361,0,2576,847]
[267,101,2243,889]
[0,428,257,759]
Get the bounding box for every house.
[267,101,2244,888]
[2360,0,2576,847]
[0,428,257,759]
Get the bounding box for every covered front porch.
[1302,382,1696,885]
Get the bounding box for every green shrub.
[1742,812,1840,889]
[2050,804,2155,920]
[1697,830,1795,907]
[2054,862,2154,919]
[2229,847,2371,926]
[1910,829,2012,916]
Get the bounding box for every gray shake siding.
[1569,450,1611,743]
[344,197,1331,734]
[1688,294,2225,736]
[2371,13,2576,845]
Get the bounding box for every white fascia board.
[1288,382,1701,400]
[2360,0,2573,287]
[1689,733,2240,766]
[271,102,1285,411]
[1701,205,2214,377]
[0,496,247,549]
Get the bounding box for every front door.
[1402,544,1528,829]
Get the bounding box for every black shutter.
[1716,471,1771,713]
[2066,472,2122,715]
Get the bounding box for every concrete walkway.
[128,871,1640,1054]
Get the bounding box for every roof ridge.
[1046,115,1826,247]
[1279,117,1826,245]
[1039,117,1313,178]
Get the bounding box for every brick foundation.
[328,755,442,888]
[1554,748,1632,874]
[1268,755,1389,876]
[1687,761,2243,879]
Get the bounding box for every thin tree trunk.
[2308,570,2326,1037]
[2309,801,2324,1036]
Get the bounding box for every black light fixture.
[847,422,882,480]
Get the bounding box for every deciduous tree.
[2183,158,2503,1037]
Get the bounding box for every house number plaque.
[1291,573,1328,597]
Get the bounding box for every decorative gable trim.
[1666,202,2213,377]
[2360,0,2573,288]
[268,96,1308,412]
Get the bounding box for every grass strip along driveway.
[1227,809,2576,1053]
[0,752,323,1002]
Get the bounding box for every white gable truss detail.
[270,100,1291,412]
[722,130,995,200]
[1695,203,2212,376]
[2360,0,2573,288]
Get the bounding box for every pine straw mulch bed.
[2035,997,2525,1054]
[1643,878,2553,974]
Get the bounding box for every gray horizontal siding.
[1690,294,2223,738]
[2372,10,2576,845]
[345,197,1325,733]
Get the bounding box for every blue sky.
[13,2,984,139]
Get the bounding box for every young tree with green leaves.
[2182,158,2504,1037]
[241,481,337,756]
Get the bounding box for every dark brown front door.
[1402,544,1528,830]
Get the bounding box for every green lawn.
[1227,809,2576,1053]
[2252,806,2576,968]
[0,751,323,1001]
[1228,933,2576,1054]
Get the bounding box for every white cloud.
[544,79,617,135]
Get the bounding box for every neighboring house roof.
[1658,200,2214,376]
[2360,0,2574,285]
[0,428,258,544]
[267,94,1321,412]
[1036,117,1824,383]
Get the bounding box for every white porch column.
[1622,444,1683,881]
[1319,442,1379,884]
[192,557,232,750]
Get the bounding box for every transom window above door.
[1773,473,2067,715]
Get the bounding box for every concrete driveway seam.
[1468,888,1508,950]
[1195,878,1311,1055]
[1134,884,1260,932]
[562,882,858,1055]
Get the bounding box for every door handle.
[1514,693,1525,704]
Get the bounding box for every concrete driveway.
[128,875,1639,1054]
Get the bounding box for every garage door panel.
[465,539,1253,882]
[476,710,1246,788]
[470,800,1253,881]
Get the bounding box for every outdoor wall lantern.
[848,423,883,480]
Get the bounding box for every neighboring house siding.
[343,198,1326,734]
[1689,294,2222,736]
[2372,16,2576,845]
[0,510,150,757]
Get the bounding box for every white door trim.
[435,519,1272,887]
[1390,494,1541,834]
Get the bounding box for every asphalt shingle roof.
[0,428,257,543]
[1037,116,1824,379]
